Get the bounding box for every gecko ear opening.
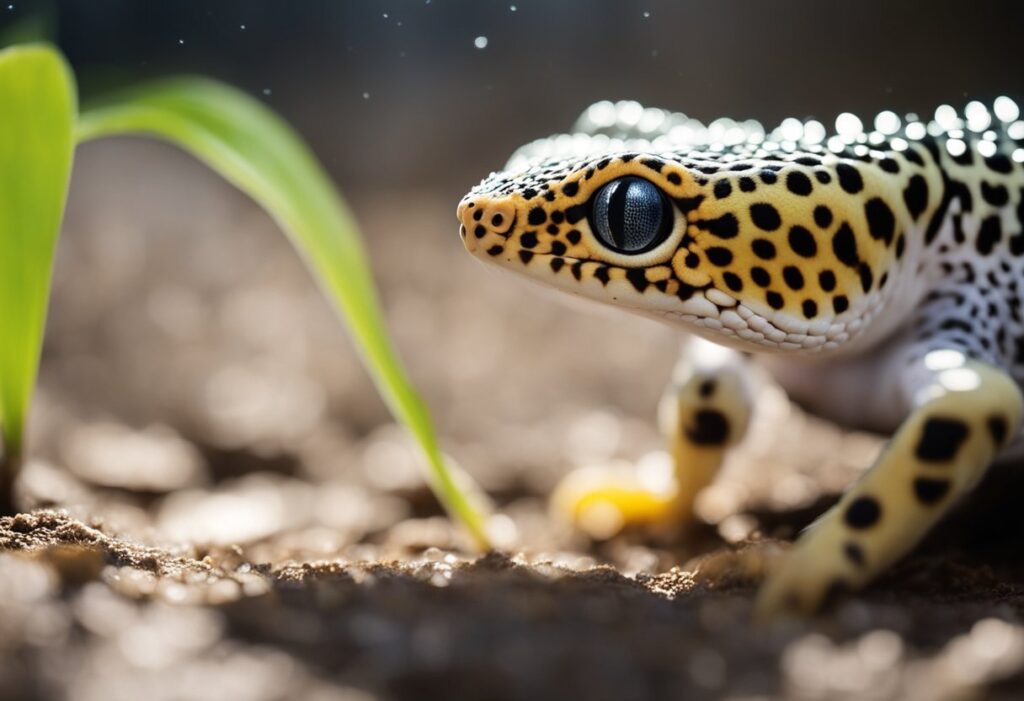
[588,176,674,254]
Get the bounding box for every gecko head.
[459,147,900,353]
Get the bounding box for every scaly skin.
[457,99,1024,617]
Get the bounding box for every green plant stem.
[76,79,492,549]
[0,44,75,517]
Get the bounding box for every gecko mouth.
[479,242,849,354]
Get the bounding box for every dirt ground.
[3,141,1024,700]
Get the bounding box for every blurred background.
[47,0,1024,190]
[8,0,1020,503]
[2,2,1024,699]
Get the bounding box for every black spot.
[782,266,805,290]
[685,252,700,268]
[550,210,564,224]
[836,162,864,194]
[815,170,832,184]
[988,415,1009,446]
[706,247,733,266]
[844,496,881,529]
[571,260,583,280]
[802,299,818,318]
[766,291,784,309]
[785,170,813,196]
[562,181,579,197]
[472,208,483,221]
[701,213,740,239]
[833,295,849,313]
[550,241,567,256]
[832,223,860,266]
[527,207,546,226]
[925,169,946,245]
[594,266,610,285]
[981,181,1009,207]
[819,270,836,292]
[625,268,649,293]
[550,258,565,272]
[879,157,900,173]
[518,250,534,265]
[985,154,1013,174]
[814,205,833,229]
[641,158,664,172]
[858,263,874,293]
[675,195,705,213]
[843,542,866,567]
[949,180,974,213]
[522,188,538,199]
[520,232,538,249]
[491,213,504,227]
[751,267,771,287]
[903,147,925,165]
[788,225,817,257]
[546,224,559,235]
[565,204,587,224]
[666,172,682,185]
[915,417,969,462]
[685,409,730,445]
[913,477,951,505]
[543,190,556,202]
[677,283,697,301]
[759,169,778,184]
[902,175,929,220]
[486,245,503,256]
[474,225,486,238]
[750,203,782,231]
[895,234,906,259]
[698,379,717,398]
[566,230,581,245]
[751,239,776,260]
[714,180,733,199]
[738,176,756,192]
[723,272,744,292]
[864,197,896,245]
[976,216,1003,255]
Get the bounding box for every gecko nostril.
[458,197,515,238]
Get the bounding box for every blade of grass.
[0,44,75,514]
[76,78,492,548]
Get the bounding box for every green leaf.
[76,78,492,548]
[0,44,75,511]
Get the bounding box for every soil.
[3,142,1024,701]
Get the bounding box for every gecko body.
[458,99,1024,616]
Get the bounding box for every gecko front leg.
[552,337,753,537]
[756,348,1023,619]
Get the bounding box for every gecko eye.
[589,176,674,254]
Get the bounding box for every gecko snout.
[457,196,516,252]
